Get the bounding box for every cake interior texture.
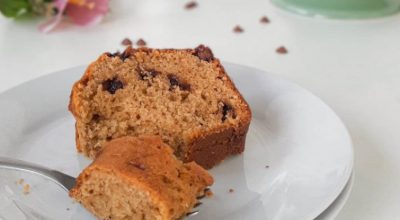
[69,45,252,168]
[69,136,213,220]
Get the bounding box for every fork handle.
[0,156,75,191]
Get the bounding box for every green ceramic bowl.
[272,0,400,18]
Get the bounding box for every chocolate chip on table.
[233,25,244,33]
[221,102,235,121]
[276,46,288,54]
[121,38,133,46]
[193,45,214,62]
[229,188,234,193]
[168,74,191,91]
[260,16,270,23]
[136,38,147,47]
[102,78,124,94]
[185,1,198,9]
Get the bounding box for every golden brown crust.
[70,136,213,220]
[69,45,252,169]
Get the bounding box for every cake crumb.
[276,46,288,54]
[228,188,234,193]
[121,38,132,46]
[265,165,270,168]
[23,184,30,195]
[260,16,270,23]
[233,25,244,33]
[205,189,213,197]
[66,208,70,211]
[18,178,24,184]
[136,39,147,47]
[185,1,198,10]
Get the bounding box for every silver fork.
[0,156,203,217]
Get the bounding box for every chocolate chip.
[185,1,198,9]
[138,67,159,80]
[136,38,147,47]
[168,74,191,91]
[106,50,130,60]
[92,114,101,122]
[106,51,120,57]
[102,78,124,94]
[128,161,146,170]
[193,45,214,62]
[168,75,179,87]
[260,16,270,23]
[121,38,132,46]
[221,102,235,121]
[233,25,244,33]
[119,50,131,60]
[229,188,234,193]
[276,46,288,54]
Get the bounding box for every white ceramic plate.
[0,63,353,220]
[315,172,354,220]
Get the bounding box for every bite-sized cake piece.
[69,136,213,220]
[69,45,252,169]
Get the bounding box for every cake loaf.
[69,136,213,220]
[69,45,252,169]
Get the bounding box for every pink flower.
[39,0,109,33]
[38,0,68,33]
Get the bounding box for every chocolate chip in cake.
[138,67,159,80]
[121,38,133,46]
[128,161,146,170]
[106,50,131,60]
[136,38,147,47]
[221,102,235,121]
[276,46,288,54]
[92,114,101,122]
[106,51,120,57]
[120,50,131,60]
[193,45,214,62]
[185,1,198,9]
[103,78,124,94]
[233,25,244,33]
[168,74,191,91]
[260,16,270,24]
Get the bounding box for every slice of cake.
[69,136,213,220]
[69,45,252,169]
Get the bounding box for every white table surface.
[1,0,400,219]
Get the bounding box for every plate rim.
[224,62,354,219]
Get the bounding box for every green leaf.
[0,0,31,18]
